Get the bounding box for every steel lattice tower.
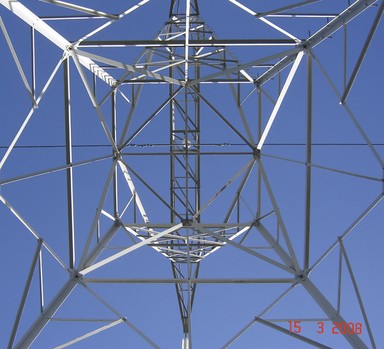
[1,0,384,348]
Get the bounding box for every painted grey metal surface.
[0,0,382,348]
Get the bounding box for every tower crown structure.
[169,0,199,17]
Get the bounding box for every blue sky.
[1,1,384,348]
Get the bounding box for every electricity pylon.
[1,0,383,348]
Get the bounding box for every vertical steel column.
[30,27,36,102]
[64,58,76,269]
[112,90,119,217]
[38,248,44,313]
[304,53,312,271]
[257,87,262,219]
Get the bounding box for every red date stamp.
[288,320,363,335]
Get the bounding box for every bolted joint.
[113,150,121,161]
[253,147,261,159]
[182,218,193,227]
[295,272,307,283]
[300,40,309,52]
[69,269,83,281]
[115,216,124,227]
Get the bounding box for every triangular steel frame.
[0,1,383,348]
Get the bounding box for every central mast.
[168,0,201,345]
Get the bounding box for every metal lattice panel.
[1,1,384,348]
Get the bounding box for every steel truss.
[1,0,384,348]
